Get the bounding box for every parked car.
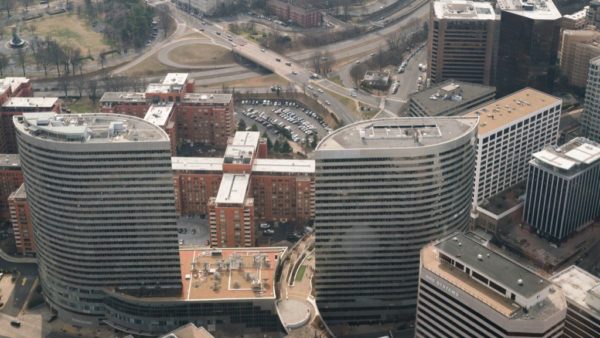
[263,229,275,235]
[259,223,270,229]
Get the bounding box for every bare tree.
[86,79,100,103]
[99,50,107,69]
[23,0,33,11]
[1,0,15,17]
[16,48,26,76]
[58,74,70,97]
[376,45,385,70]
[0,53,8,76]
[312,51,322,74]
[322,51,334,75]
[350,63,366,89]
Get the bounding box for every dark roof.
[436,233,550,298]
[410,80,496,116]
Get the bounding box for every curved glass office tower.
[314,117,478,330]
[14,113,181,326]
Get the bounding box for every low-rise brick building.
[0,154,23,221]
[267,0,322,28]
[8,183,34,255]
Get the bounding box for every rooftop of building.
[252,158,315,174]
[532,137,600,173]
[160,323,215,338]
[478,180,526,214]
[146,83,179,94]
[0,77,29,93]
[551,265,600,317]
[144,103,175,128]
[2,97,58,108]
[14,113,169,143]
[437,233,551,298]
[593,55,600,66]
[182,93,232,105]
[316,117,478,151]
[465,87,561,135]
[423,238,565,320]
[497,0,561,20]
[215,173,250,205]
[162,73,189,86]
[410,80,496,116]
[11,183,26,199]
[172,157,224,172]
[563,6,588,20]
[224,132,260,165]
[0,154,20,169]
[99,92,146,103]
[179,247,285,301]
[433,0,497,20]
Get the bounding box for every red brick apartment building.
[173,131,315,247]
[267,0,322,28]
[0,154,23,221]
[9,184,34,255]
[100,73,235,151]
[0,77,61,154]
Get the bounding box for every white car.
[259,223,270,229]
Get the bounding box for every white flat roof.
[497,0,561,20]
[171,157,224,172]
[162,73,188,86]
[3,97,58,108]
[215,173,250,205]
[144,103,174,127]
[252,159,315,174]
[232,131,260,147]
[533,150,576,170]
[1,77,28,93]
[564,143,600,164]
[433,0,497,20]
[146,83,173,93]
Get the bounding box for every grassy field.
[66,97,98,113]
[123,54,181,76]
[24,13,110,55]
[167,44,234,66]
[295,265,307,282]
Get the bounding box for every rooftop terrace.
[179,247,285,301]
[144,103,174,128]
[465,88,561,135]
[316,117,478,151]
[99,92,146,103]
[14,113,169,143]
[224,132,260,165]
[182,93,232,105]
[410,80,496,116]
[0,154,20,169]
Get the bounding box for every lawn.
[123,54,181,76]
[24,13,111,56]
[167,44,234,66]
[66,97,98,113]
[209,74,290,89]
[295,265,307,282]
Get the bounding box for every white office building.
[466,88,562,205]
[551,265,600,338]
[416,232,567,337]
[582,55,600,142]
[314,117,478,329]
[14,113,182,326]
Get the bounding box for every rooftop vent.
[477,254,483,260]
[518,279,523,285]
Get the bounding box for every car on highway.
[317,88,324,93]
[351,91,357,97]
[275,58,281,62]
[292,71,298,75]
[10,320,21,328]
[325,100,331,105]
[285,62,292,66]
[215,31,221,35]
[261,48,265,52]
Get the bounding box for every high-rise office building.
[314,117,478,329]
[589,0,600,29]
[551,265,600,338]
[582,56,600,142]
[14,112,182,326]
[428,0,499,85]
[466,88,562,204]
[559,30,600,88]
[523,137,600,243]
[496,0,561,96]
[415,232,567,338]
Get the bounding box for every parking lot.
[237,99,333,146]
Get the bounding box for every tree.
[250,124,258,131]
[58,74,70,97]
[23,0,33,11]
[156,4,173,36]
[237,119,247,131]
[280,140,292,153]
[262,132,273,150]
[1,0,15,17]
[273,139,281,153]
[99,50,107,69]
[350,63,367,89]
[322,51,334,75]
[86,79,99,103]
[16,49,26,76]
[0,53,8,76]
[311,51,322,74]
